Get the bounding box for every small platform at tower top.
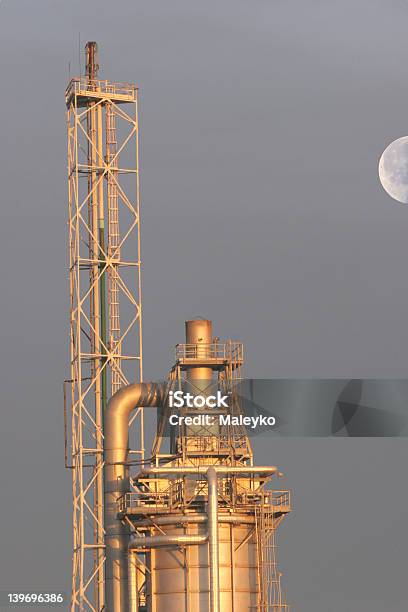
[65,77,137,107]
[172,340,244,373]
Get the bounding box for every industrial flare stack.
[66,44,291,612]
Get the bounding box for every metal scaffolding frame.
[255,495,290,611]
[66,49,143,610]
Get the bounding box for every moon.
[379,136,408,204]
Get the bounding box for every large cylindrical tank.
[146,519,258,612]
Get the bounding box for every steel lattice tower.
[66,43,144,611]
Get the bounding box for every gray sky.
[0,1,408,610]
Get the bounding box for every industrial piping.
[127,506,258,610]
[103,323,281,611]
[127,468,219,612]
[104,383,166,612]
[207,467,220,612]
[132,466,282,612]
[137,465,279,477]
[127,529,209,612]
[127,550,138,612]
[128,533,209,612]
[104,382,223,612]
[126,506,259,610]
[129,533,208,548]
[128,513,257,527]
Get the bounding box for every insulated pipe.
[105,379,278,612]
[104,383,166,612]
[127,551,138,612]
[129,533,208,549]
[137,465,279,477]
[127,533,208,612]
[128,467,220,612]
[207,467,220,612]
[132,513,256,527]
[128,506,254,611]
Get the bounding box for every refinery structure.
[66,43,291,611]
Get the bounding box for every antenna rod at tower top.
[85,41,99,79]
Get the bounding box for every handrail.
[65,77,137,101]
[175,341,243,361]
[118,486,291,514]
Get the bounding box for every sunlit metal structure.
[66,42,143,610]
[105,319,291,611]
[66,43,290,611]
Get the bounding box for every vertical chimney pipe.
[104,382,166,612]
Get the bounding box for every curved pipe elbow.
[104,382,167,468]
[106,382,166,416]
[105,382,166,451]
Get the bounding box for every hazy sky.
[1,1,408,610]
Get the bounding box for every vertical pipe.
[85,43,105,609]
[96,100,107,610]
[97,102,108,423]
[185,319,213,387]
[184,319,218,445]
[230,523,236,612]
[104,383,165,612]
[128,551,138,612]
[85,42,99,80]
[207,467,220,612]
